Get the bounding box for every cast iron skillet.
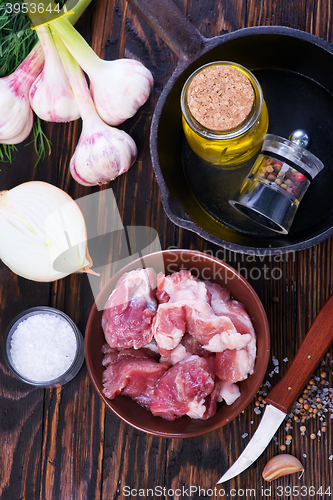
[128,0,333,255]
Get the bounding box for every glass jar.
[229,134,324,234]
[181,61,269,168]
[3,306,85,388]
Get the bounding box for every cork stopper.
[187,65,255,132]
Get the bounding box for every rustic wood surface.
[1,0,333,499]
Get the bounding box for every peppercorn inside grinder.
[180,62,269,167]
[229,132,324,234]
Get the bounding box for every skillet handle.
[126,0,205,60]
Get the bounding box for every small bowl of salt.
[3,306,85,387]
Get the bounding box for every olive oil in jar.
[181,62,269,168]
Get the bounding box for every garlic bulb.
[57,37,137,186]
[0,45,44,144]
[29,27,80,123]
[70,115,137,186]
[262,454,304,481]
[49,17,154,125]
[0,181,93,281]
[88,58,153,126]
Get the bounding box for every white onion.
[0,181,93,281]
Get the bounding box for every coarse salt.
[10,313,77,382]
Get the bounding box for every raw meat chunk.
[214,348,254,383]
[206,281,255,337]
[150,355,215,420]
[152,303,186,356]
[156,269,210,304]
[155,270,252,353]
[102,348,168,409]
[207,281,256,378]
[153,270,210,355]
[102,268,157,349]
[185,301,252,352]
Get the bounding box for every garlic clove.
[0,45,44,144]
[0,81,33,143]
[0,181,93,282]
[89,58,154,126]
[55,37,138,187]
[29,27,80,123]
[0,107,34,145]
[262,454,304,481]
[70,115,137,186]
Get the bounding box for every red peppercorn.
[296,172,306,182]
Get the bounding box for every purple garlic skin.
[29,27,80,123]
[90,58,154,126]
[0,45,44,144]
[29,66,80,123]
[70,115,137,186]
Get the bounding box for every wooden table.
[1,0,333,498]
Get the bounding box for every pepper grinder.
[229,130,324,234]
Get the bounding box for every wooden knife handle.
[266,295,333,414]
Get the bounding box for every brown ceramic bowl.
[85,249,270,437]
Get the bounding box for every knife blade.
[217,294,333,483]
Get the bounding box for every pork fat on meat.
[207,282,256,382]
[152,270,211,356]
[154,270,253,355]
[102,268,157,349]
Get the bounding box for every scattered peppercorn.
[256,157,308,198]
[253,353,332,450]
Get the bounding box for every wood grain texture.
[266,295,333,412]
[0,0,333,499]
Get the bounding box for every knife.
[217,294,333,483]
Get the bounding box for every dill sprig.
[0,0,49,165]
[30,116,52,165]
[0,0,38,76]
[0,144,17,166]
